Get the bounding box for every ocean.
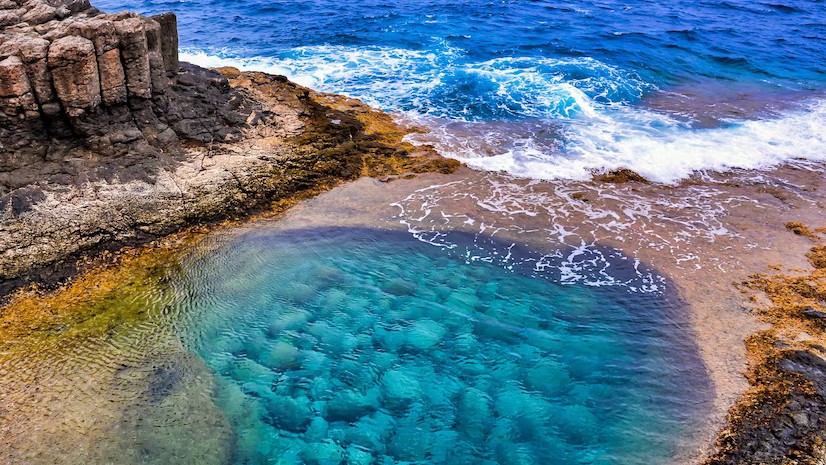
[96,0,826,183]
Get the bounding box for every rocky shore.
[2,1,826,464]
[0,0,456,295]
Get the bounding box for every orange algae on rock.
[807,246,826,269]
[785,221,820,241]
[705,223,826,465]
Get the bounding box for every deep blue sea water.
[98,0,826,182]
[169,228,710,465]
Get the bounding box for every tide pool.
[166,227,710,464]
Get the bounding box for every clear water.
[168,227,710,465]
[96,0,826,182]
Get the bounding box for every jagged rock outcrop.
[0,0,456,294]
[0,0,251,168]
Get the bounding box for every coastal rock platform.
[0,0,456,293]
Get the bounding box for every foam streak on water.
[392,172,774,285]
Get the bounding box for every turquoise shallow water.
[167,227,711,465]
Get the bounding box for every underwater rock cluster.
[183,232,701,465]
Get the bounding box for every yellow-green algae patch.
[0,226,236,464]
[705,224,826,465]
[0,186,342,464]
[0,234,192,347]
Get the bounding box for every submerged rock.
[261,340,302,370]
[303,440,346,465]
[456,387,493,440]
[265,395,314,433]
[381,278,418,296]
[524,359,572,397]
[381,369,421,411]
[325,389,379,423]
[388,425,430,462]
[405,318,447,350]
[346,447,375,465]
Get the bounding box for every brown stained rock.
[0,9,20,27]
[60,17,118,52]
[115,17,151,99]
[48,35,101,116]
[20,0,55,25]
[60,18,127,105]
[0,55,38,117]
[11,35,54,105]
[97,47,126,104]
[151,12,177,75]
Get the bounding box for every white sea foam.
[182,47,826,184]
[448,100,826,184]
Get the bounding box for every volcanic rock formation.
[0,0,254,166]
